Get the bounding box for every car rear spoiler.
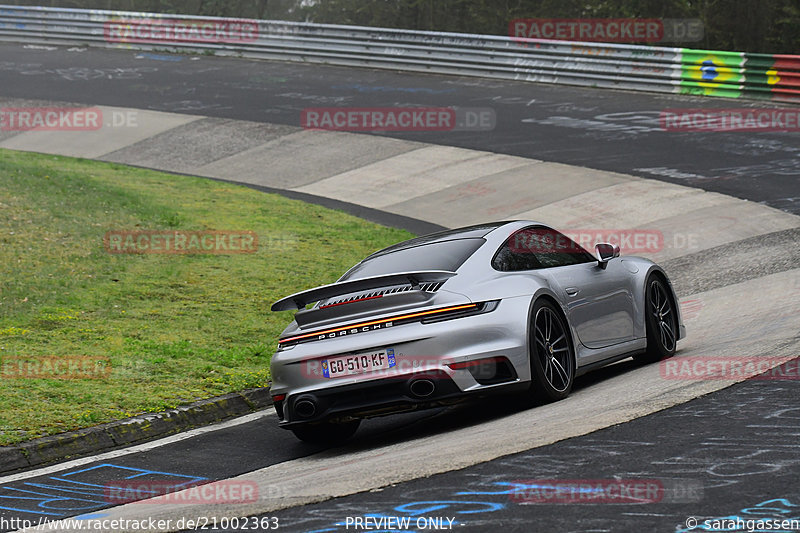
[270,270,457,311]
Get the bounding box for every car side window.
[492,226,595,271]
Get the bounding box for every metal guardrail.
[1,5,798,103]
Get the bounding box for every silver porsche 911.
[270,221,685,443]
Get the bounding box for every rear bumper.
[276,370,464,428]
[275,369,527,428]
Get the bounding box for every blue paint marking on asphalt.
[741,498,799,516]
[0,463,207,516]
[394,501,503,516]
[60,463,206,484]
[456,481,606,496]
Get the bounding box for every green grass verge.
[0,149,413,445]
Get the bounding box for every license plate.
[323,349,396,378]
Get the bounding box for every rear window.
[340,238,485,281]
[492,226,595,271]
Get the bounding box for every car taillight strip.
[278,303,479,345]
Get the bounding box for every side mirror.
[595,242,620,269]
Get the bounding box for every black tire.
[635,275,678,363]
[528,299,575,402]
[291,419,360,445]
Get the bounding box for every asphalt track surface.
[1,44,799,214]
[263,362,800,533]
[1,43,799,533]
[3,362,799,533]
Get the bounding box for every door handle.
[565,287,579,296]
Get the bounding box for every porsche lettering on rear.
[319,322,394,340]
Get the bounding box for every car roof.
[365,221,510,259]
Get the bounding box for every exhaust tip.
[294,397,317,418]
[409,379,435,398]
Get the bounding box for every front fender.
[636,261,686,341]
